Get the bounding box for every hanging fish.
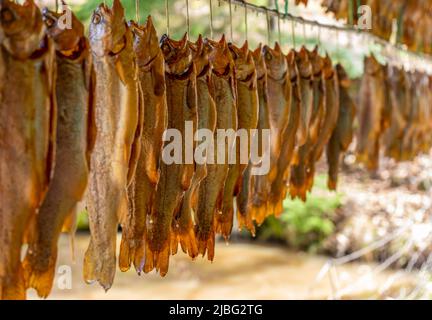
[262,43,291,216]
[171,35,216,259]
[246,44,271,230]
[304,46,326,193]
[217,40,258,240]
[195,35,237,261]
[326,64,356,190]
[268,50,300,216]
[311,54,339,167]
[84,0,143,291]
[356,55,386,170]
[119,16,167,274]
[0,0,57,300]
[144,33,197,276]
[22,7,95,298]
[289,46,314,201]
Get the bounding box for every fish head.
[295,46,312,78]
[286,49,298,80]
[252,44,266,80]
[160,32,192,75]
[323,54,334,79]
[89,0,127,57]
[262,42,287,80]
[128,15,160,66]
[228,41,255,81]
[42,6,84,53]
[308,45,324,76]
[0,0,44,58]
[364,54,382,75]
[205,35,233,75]
[336,63,350,88]
[190,34,212,76]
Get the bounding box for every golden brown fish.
[245,44,271,230]
[217,41,258,240]
[311,54,339,168]
[195,35,237,260]
[23,7,95,298]
[0,0,56,300]
[289,47,314,201]
[119,16,167,274]
[326,64,356,190]
[84,0,143,291]
[268,50,300,216]
[171,35,216,259]
[263,43,291,198]
[304,47,326,193]
[144,33,197,276]
[356,55,385,170]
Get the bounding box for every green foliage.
[256,175,343,252]
[77,209,89,231]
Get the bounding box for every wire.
[266,9,271,45]
[165,0,170,36]
[228,0,233,42]
[136,0,140,23]
[186,0,190,35]
[244,3,248,42]
[220,0,432,65]
[209,0,214,39]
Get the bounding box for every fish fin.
[115,57,127,85]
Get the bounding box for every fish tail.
[179,228,198,259]
[214,207,234,242]
[83,239,116,291]
[252,203,269,226]
[0,264,26,300]
[195,226,216,262]
[237,209,256,237]
[144,236,171,276]
[118,235,134,272]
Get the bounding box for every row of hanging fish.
[356,54,432,170]
[0,0,355,299]
[298,0,432,55]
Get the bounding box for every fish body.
[289,47,314,201]
[171,35,216,258]
[23,8,95,298]
[263,43,291,193]
[268,50,299,216]
[247,45,271,228]
[0,0,56,300]
[119,16,167,273]
[217,41,258,240]
[326,64,356,190]
[144,33,197,275]
[195,36,237,260]
[84,0,143,291]
[356,55,386,170]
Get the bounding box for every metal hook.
[266,9,271,45]
[291,19,296,50]
[165,0,170,36]
[228,0,234,42]
[277,12,281,45]
[244,2,248,43]
[209,0,214,39]
[186,0,190,36]
[135,0,140,23]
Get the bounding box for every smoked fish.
[0,0,56,300]
[217,41,258,240]
[119,16,167,273]
[84,0,143,291]
[171,35,216,258]
[195,35,237,260]
[326,64,356,190]
[356,55,386,170]
[263,43,291,198]
[245,44,271,230]
[144,33,197,276]
[23,7,95,298]
[268,50,300,216]
[289,47,314,201]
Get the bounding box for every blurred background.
[28,0,432,300]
